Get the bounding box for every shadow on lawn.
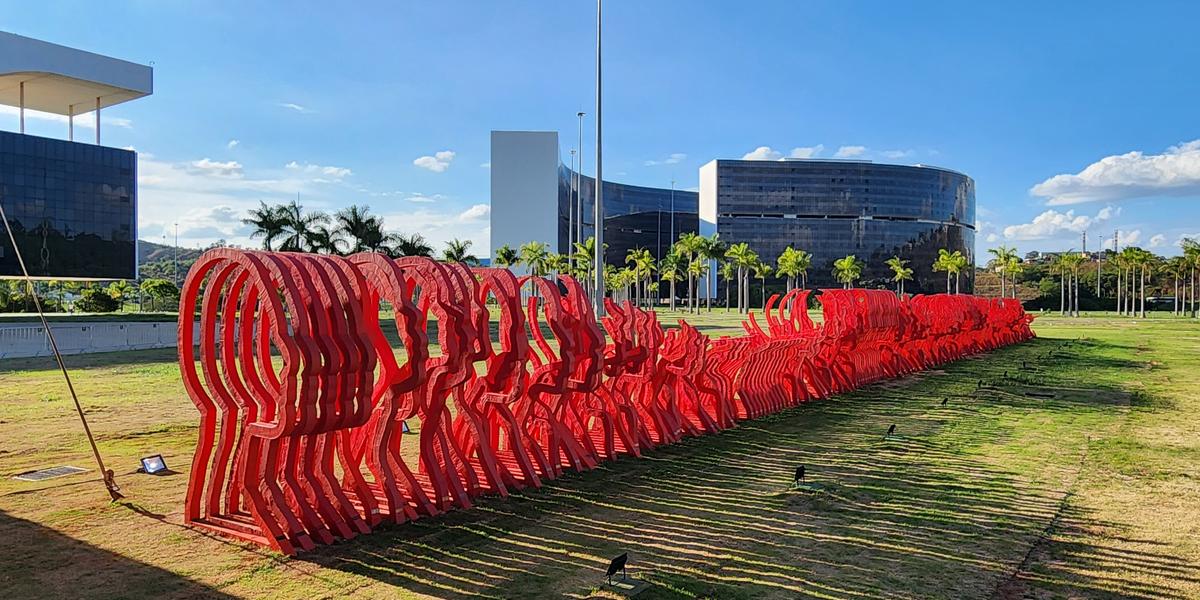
[286,336,1185,599]
[0,508,236,600]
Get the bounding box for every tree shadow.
[0,508,236,599]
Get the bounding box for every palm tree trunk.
[1060,271,1065,315]
[1140,265,1146,318]
[946,272,951,294]
[725,277,730,312]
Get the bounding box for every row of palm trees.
[497,232,974,314]
[242,201,480,264]
[1035,239,1200,319]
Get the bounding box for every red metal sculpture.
[179,249,1035,554]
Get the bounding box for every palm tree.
[674,233,704,312]
[545,252,568,276]
[334,205,387,253]
[277,200,329,252]
[520,241,550,277]
[571,237,597,296]
[885,256,913,295]
[388,232,433,258]
[634,248,657,308]
[719,260,736,312]
[442,238,480,265]
[987,245,1018,298]
[724,242,755,313]
[932,248,967,294]
[243,201,287,250]
[700,233,727,311]
[1005,256,1023,298]
[832,254,864,289]
[687,257,708,311]
[626,247,650,308]
[659,250,684,311]
[493,244,520,269]
[307,224,345,254]
[776,246,802,291]
[1183,238,1200,318]
[753,260,773,310]
[951,251,969,294]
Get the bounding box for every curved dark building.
[558,164,698,264]
[490,130,697,270]
[700,159,975,294]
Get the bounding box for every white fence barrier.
[0,322,198,359]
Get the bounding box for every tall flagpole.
[593,0,605,315]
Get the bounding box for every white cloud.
[407,194,439,203]
[376,207,491,257]
[458,204,490,221]
[834,145,867,158]
[742,146,783,161]
[986,233,999,242]
[882,149,912,159]
[480,162,491,169]
[279,102,313,113]
[227,139,240,149]
[742,145,828,161]
[789,145,824,159]
[414,150,455,172]
[285,161,352,179]
[644,152,687,166]
[190,158,244,178]
[1149,234,1167,248]
[0,105,132,129]
[1117,230,1142,246]
[1175,233,1200,247]
[1001,205,1119,241]
[1031,140,1200,206]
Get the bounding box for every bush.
[75,288,121,313]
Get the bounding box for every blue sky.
[4,1,1199,257]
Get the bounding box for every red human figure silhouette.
[342,252,429,526]
[519,276,597,478]
[392,256,475,514]
[462,267,542,490]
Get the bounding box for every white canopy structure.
[0,31,153,144]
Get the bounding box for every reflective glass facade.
[0,130,137,279]
[558,164,698,265]
[705,160,975,294]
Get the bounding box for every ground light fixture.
[794,465,805,485]
[885,423,896,439]
[139,454,169,475]
[605,552,628,585]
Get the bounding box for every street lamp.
[569,148,576,254]
[593,0,604,315]
[577,111,585,252]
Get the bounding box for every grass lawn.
[1,310,1198,599]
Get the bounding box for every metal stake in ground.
[0,194,122,501]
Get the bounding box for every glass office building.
[1,31,152,280]
[558,164,698,265]
[0,130,137,279]
[700,159,975,294]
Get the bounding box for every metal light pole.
[577,111,585,251]
[173,222,179,287]
[569,148,576,255]
[592,0,604,315]
[669,179,676,244]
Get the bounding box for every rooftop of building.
[0,31,153,115]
